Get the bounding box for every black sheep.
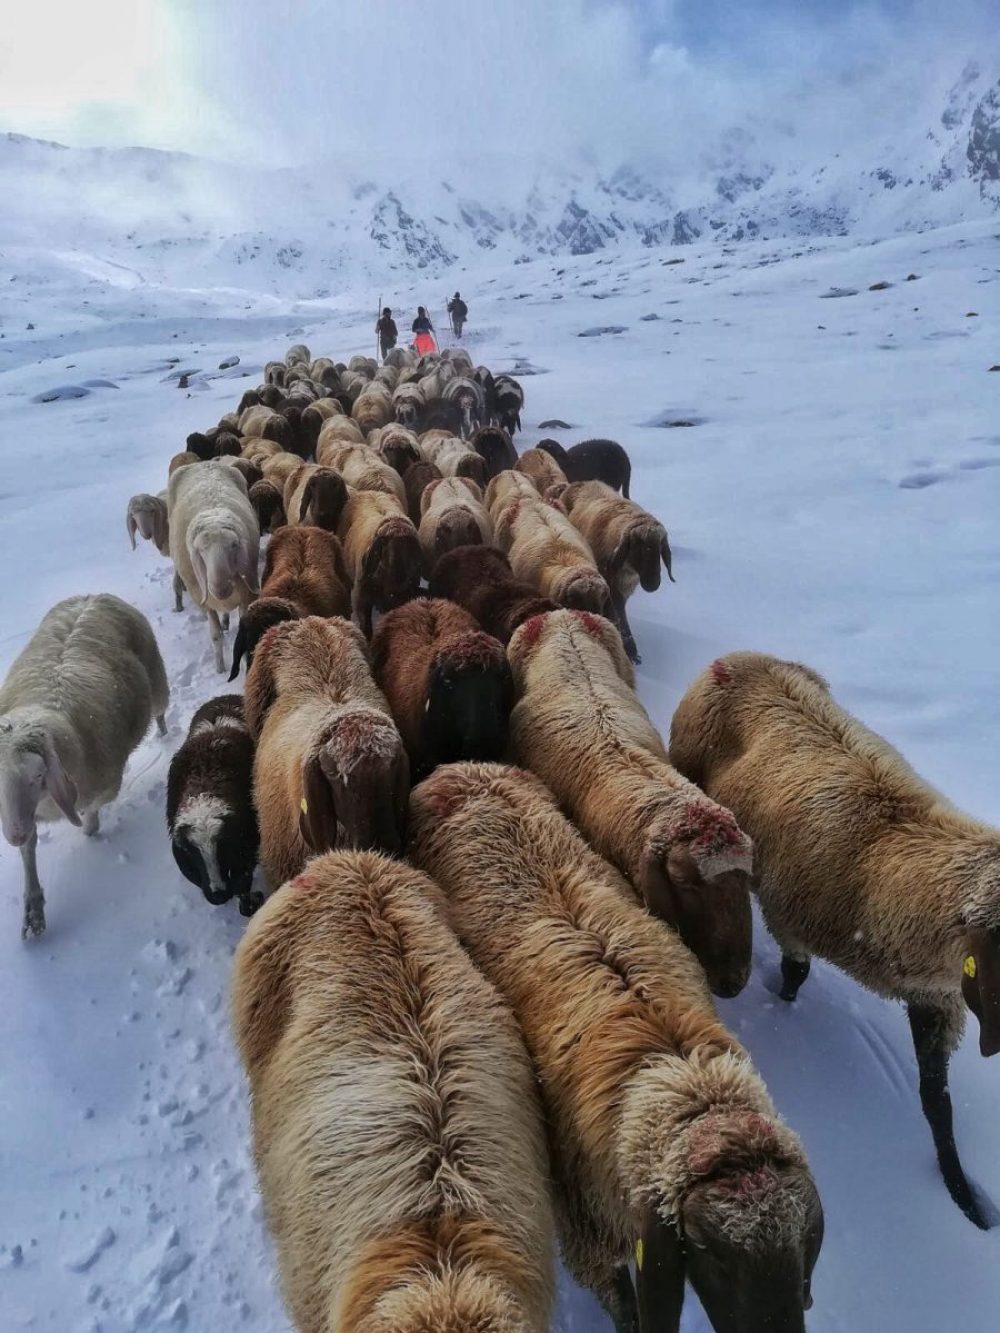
[536,437,632,498]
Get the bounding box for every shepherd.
[447,291,468,338]
[411,306,437,357]
[376,306,398,361]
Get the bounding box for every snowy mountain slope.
[2,58,1000,292]
[1,218,999,1330]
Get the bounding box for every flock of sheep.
[1,333,997,1333]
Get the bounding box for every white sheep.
[0,594,169,939]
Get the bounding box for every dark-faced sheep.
[442,376,486,440]
[417,477,492,575]
[470,424,517,480]
[248,479,286,533]
[371,599,512,778]
[409,762,822,1333]
[127,492,169,558]
[509,609,754,998]
[231,851,555,1333]
[670,650,1000,1228]
[403,460,444,525]
[167,694,261,917]
[429,545,560,644]
[245,617,409,888]
[283,464,350,531]
[337,491,422,638]
[559,480,675,664]
[537,437,632,498]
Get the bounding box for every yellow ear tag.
[964,955,977,979]
[300,798,308,815]
[635,1238,644,1271]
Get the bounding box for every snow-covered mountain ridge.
[2,61,999,292]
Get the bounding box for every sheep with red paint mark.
[496,496,612,618]
[429,545,559,645]
[508,609,754,998]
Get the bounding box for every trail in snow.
[1,221,999,1331]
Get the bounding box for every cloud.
[1,0,997,183]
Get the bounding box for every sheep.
[259,383,286,408]
[429,545,560,644]
[222,457,263,492]
[483,468,539,521]
[260,452,303,492]
[383,345,413,369]
[248,478,286,533]
[537,437,632,498]
[369,423,422,475]
[470,424,517,480]
[244,617,408,887]
[166,694,261,917]
[229,525,352,678]
[240,437,284,463]
[168,461,260,673]
[419,396,463,436]
[403,459,444,525]
[474,365,497,422]
[374,364,399,392]
[496,497,612,617]
[212,431,242,459]
[316,441,406,507]
[417,477,493,574]
[168,449,200,475]
[185,431,216,462]
[299,396,343,453]
[442,375,486,440]
[515,447,568,493]
[420,434,488,489]
[392,380,425,429]
[277,403,309,458]
[337,491,422,638]
[0,594,169,939]
[559,480,674,664]
[408,761,823,1333]
[348,354,377,376]
[508,609,754,997]
[669,650,1000,1228]
[315,414,366,453]
[351,383,393,434]
[283,464,350,531]
[231,850,555,1333]
[285,343,311,366]
[127,491,169,557]
[493,374,524,435]
[371,600,512,778]
[239,405,292,450]
[237,387,262,414]
[307,356,337,383]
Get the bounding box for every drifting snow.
[1,219,999,1331]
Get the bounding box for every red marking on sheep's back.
[676,799,748,855]
[710,658,733,687]
[517,613,547,650]
[572,610,607,641]
[418,772,471,819]
[291,873,317,893]
[436,631,506,673]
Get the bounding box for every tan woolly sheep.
[231,850,555,1333]
[409,762,823,1333]
[417,477,493,575]
[670,650,1000,1228]
[496,497,611,617]
[508,609,753,997]
[515,447,568,493]
[316,441,406,507]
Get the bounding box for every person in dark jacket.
[412,306,435,335]
[447,292,468,337]
[376,308,398,360]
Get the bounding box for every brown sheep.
[231,851,555,1333]
[168,450,200,476]
[369,423,423,475]
[496,497,611,617]
[248,479,286,534]
[483,468,539,522]
[508,609,754,997]
[559,480,675,664]
[371,600,512,778]
[240,437,284,463]
[408,762,823,1333]
[515,447,568,493]
[229,525,352,678]
[351,383,393,434]
[316,415,366,453]
[260,452,303,492]
[417,477,493,575]
[316,441,406,507]
[403,460,444,525]
[337,491,422,638]
[420,434,489,489]
[283,464,350,531]
[245,617,408,888]
[669,650,1000,1228]
[428,545,560,644]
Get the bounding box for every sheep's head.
[0,718,80,845]
[638,805,754,998]
[617,524,675,591]
[190,521,257,607]
[171,792,259,911]
[394,399,419,430]
[126,494,168,553]
[299,710,409,857]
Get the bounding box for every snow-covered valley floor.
[1,221,999,1331]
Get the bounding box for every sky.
[0,0,996,170]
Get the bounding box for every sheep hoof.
[83,810,101,837]
[239,890,265,918]
[21,903,46,939]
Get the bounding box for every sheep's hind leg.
[207,610,225,673]
[612,591,640,665]
[20,832,45,939]
[599,1265,639,1333]
[156,714,167,736]
[779,951,812,1002]
[908,999,990,1229]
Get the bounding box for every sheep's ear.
[153,503,169,554]
[298,753,340,853]
[43,740,81,826]
[660,533,676,583]
[636,847,679,928]
[229,620,248,682]
[243,631,281,738]
[127,508,138,550]
[636,1205,685,1333]
[420,478,443,515]
[189,545,210,606]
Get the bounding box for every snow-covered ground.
[1,219,999,1331]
